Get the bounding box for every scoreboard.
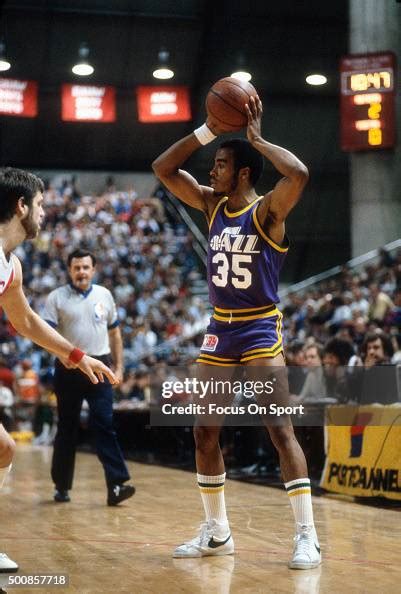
[340,52,396,152]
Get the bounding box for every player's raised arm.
[152,119,225,219]
[245,96,309,224]
[0,257,117,385]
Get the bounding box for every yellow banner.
[321,405,401,500]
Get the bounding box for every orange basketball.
[206,77,257,132]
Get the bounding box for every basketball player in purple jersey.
[153,96,321,569]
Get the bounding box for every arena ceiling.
[0,0,348,170]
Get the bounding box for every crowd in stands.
[0,175,209,431]
[282,248,401,404]
[1,175,400,435]
[282,247,401,347]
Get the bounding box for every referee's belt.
[212,303,279,323]
[88,354,112,364]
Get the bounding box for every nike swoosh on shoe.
[208,534,231,549]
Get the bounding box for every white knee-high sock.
[285,477,316,532]
[0,464,12,489]
[197,472,228,526]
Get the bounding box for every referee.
[43,248,135,506]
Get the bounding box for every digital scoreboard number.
[340,52,396,152]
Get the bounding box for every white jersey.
[0,248,15,296]
[43,283,119,356]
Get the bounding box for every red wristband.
[68,348,85,364]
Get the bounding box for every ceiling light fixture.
[72,43,94,76]
[231,70,252,82]
[0,40,11,72]
[306,74,327,86]
[153,48,174,80]
[231,52,252,82]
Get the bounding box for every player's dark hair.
[67,249,97,267]
[219,139,264,186]
[0,167,44,223]
[361,330,394,360]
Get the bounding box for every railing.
[161,188,208,264]
[279,238,401,299]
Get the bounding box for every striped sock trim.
[288,488,311,497]
[285,481,311,493]
[198,474,226,494]
[197,473,226,485]
[198,481,225,488]
[199,486,225,494]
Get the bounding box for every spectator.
[15,359,39,405]
[0,380,14,431]
[296,344,328,403]
[286,341,306,395]
[327,295,352,334]
[360,330,394,368]
[391,334,401,365]
[349,287,369,317]
[322,338,355,403]
[356,330,398,405]
[130,320,157,358]
[0,357,15,390]
[14,359,40,431]
[368,283,394,323]
[378,248,394,269]
[388,289,401,327]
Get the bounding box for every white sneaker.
[0,553,18,573]
[289,525,321,570]
[173,520,234,558]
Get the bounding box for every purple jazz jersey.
[207,197,288,309]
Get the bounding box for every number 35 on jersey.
[210,227,259,289]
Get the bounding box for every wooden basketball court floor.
[1,444,400,593]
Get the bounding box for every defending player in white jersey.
[0,167,117,573]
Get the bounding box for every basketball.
[206,77,258,132]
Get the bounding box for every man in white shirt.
[43,249,135,507]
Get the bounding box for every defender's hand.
[78,355,118,385]
[245,95,263,144]
[114,366,124,384]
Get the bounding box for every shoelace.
[293,533,313,558]
[187,521,217,548]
